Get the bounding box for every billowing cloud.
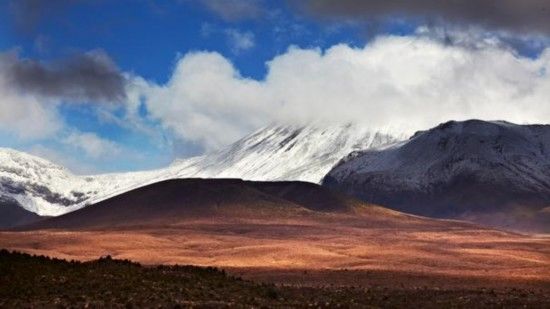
[0,50,127,103]
[0,66,61,139]
[294,0,550,35]
[0,49,127,150]
[200,0,264,22]
[142,52,267,150]
[141,35,550,149]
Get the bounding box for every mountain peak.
[169,123,402,183]
[324,119,550,232]
[1,124,403,219]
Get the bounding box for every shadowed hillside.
[325,120,550,232]
[0,197,42,229]
[249,181,361,212]
[22,179,400,230]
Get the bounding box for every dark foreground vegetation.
[0,250,548,308]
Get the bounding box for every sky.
[1,0,550,174]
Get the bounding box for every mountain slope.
[0,124,400,217]
[248,181,363,213]
[23,179,409,230]
[168,124,400,182]
[324,120,550,232]
[0,148,93,216]
[0,196,42,229]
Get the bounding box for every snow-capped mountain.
[0,149,94,216]
[0,124,401,217]
[168,124,400,182]
[323,120,550,231]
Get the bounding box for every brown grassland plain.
[1,179,548,306]
[1,213,548,290]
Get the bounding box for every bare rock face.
[324,120,550,232]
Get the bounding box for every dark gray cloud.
[0,50,127,103]
[9,0,82,34]
[295,0,550,35]
[200,0,264,22]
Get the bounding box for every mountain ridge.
[324,119,550,232]
[0,124,401,217]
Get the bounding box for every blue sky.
[2,1,370,83]
[0,0,368,173]
[1,0,550,174]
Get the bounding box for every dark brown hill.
[23,178,398,230]
[0,197,42,229]
[248,181,362,212]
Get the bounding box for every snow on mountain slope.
[0,149,92,216]
[167,124,400,182]
[0,124,401,217]
[323,120,550,232]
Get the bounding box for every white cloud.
[0,65,61,139]
[27,144,99,175]
[27,132,149,174]
[201,24,256,54]
[225,29,255,53]
[4,33,550,163]
[143,52,267,150]
[63,131,121,159]
[141,34,550,149]
[0,51,139,173]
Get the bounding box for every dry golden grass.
[1,213,548,289]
